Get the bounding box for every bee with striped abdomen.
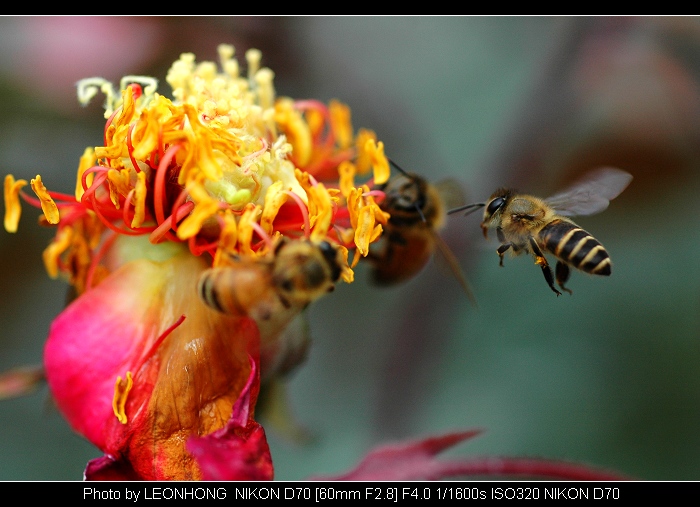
[448,167,632,296]
[198,237,344,378]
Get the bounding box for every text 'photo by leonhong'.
[1,44,626,481]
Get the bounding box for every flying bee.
[369,159,477,306]
[198,236,344,378]
[448,167,633,296]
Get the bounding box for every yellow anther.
[107,168,131,208]
[112,371,133,425]
[213,211,238,267]
[365,138,390,185]
[4,174,28,233]
[329,100,353,150]
[131,171,147,228]
[309,183,333,242]
[336,245,355,283]
[237,204,262,256]
[42,226,73,279]
[176,199,220,240]
[260,181,288,235]
[275,98,312,167]
[30,175,59,225]
[75,148,96,201]
[354,129,377,175]
[338,160,356,199]
[354,204,384,256]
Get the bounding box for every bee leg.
[555,261,573,295]
[496,227,506,243]
[496,242,512,267]
[529,237,561,296]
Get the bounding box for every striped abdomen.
[539,219,611,275]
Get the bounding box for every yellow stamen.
[130,96,176,162]
[295,169,317,224]
[338,160,356,199]
[275,98,312,167]
[30,175,59,225]
[255,68,276,111]
[4,174,28,233]
[346,185,389,256]
[237,204,262,256]
[354,129,377,175]
[131,171,147,228]
[305,107,325,140]
[75,148,96,201]
[176,199,220,240]
[112,371,133,425]
[365,138,390,185]
[260,181,288,235]
[329,100,353,150]
[336,245,355,283]
[308,183,333,242]
[213,211,238,267]
[355,204,383,256]
[42,226,73,279]
[107,168,131,208]
[178,104,224,185]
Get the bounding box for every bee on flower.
[2,44,394,480]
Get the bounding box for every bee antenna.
[447,203,485,217]
[387,159,427,222]
[388,158,412,178]
[414,203,427,223]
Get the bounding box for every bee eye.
[486,197,505,216]
[318,241,342,282]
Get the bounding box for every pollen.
[112,371,133,425]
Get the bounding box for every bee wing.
[433,178,467,210]
[544,167,633,217]
[432,230,478,307]
[0,365,45,400]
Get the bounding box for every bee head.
[379,173,428,226]
[273,239,341,306]
[481,188,512,238]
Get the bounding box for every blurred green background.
[1,16,699,481]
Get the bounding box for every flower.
[3,44,392,480]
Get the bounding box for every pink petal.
[44,251,260,480]
[311,429,629,481]
[311,429,483,481]
[84,455,142,481]
[187,358,274,481]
